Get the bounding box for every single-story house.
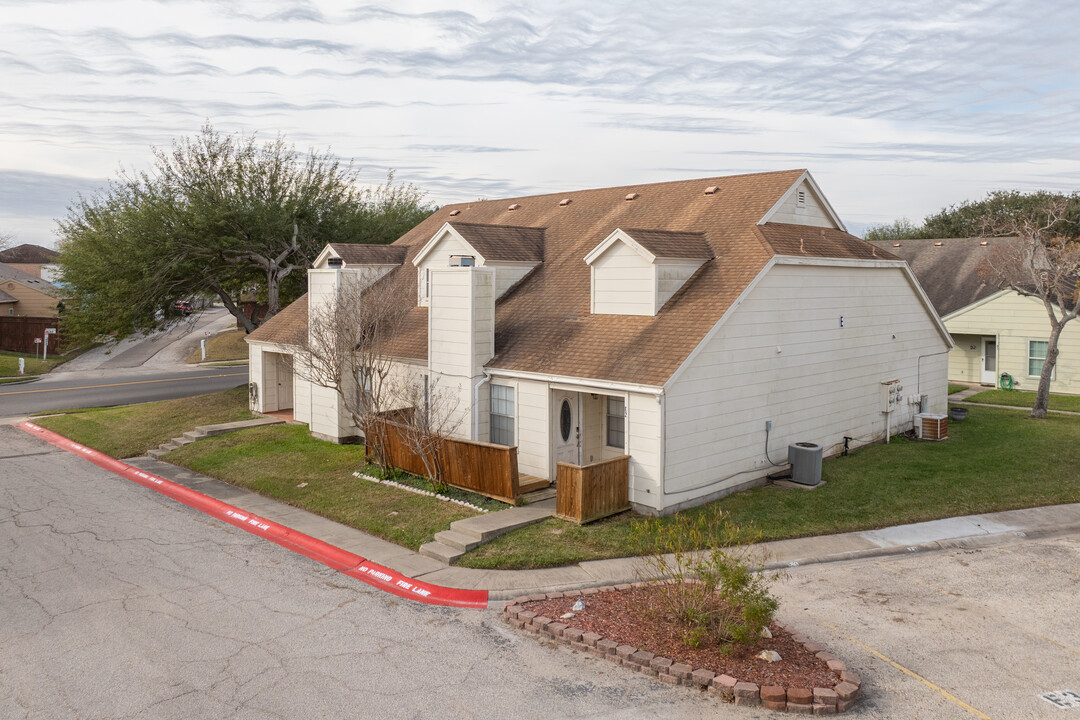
[869,237,1080,395]
[0,243,60,283]
[0,262,65,317]
[248,170,951,514]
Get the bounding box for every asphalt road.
[4,423,1079,719]
[0,367,248,417]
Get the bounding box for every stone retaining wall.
[503,585,862,714]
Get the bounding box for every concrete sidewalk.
[124,455,1080,601]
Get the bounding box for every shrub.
[631,507,780,650]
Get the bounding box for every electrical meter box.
[880,379,903,413]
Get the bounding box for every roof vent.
[508,203,521,211]
[449,209,460,216]
[327,257,344,268]
[703,186,719,195]
[625,192,639,201]
[559,198,572,206]
[893,243,901,247]
[934,242,943,247]
[979,241,988,246]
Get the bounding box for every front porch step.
[518,475,550,494]
[449,498,557,543]
[522,486,556,503]
[418,541,465,564]
[433,529,483,553]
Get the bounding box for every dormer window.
[449,255,476,267]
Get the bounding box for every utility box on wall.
[880,379,903,413]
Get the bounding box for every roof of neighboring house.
[257,170,902,385]
[328,243,408,266]
[623,229,712,260]
[247,292,309,346]
[0,262,65,298]
[0,243,58,264]
[0,288,17,303]
[450,223,545,262]
[867,237,1017,317]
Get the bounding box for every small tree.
[296,270,411,471]
[980,198,1080,418]
[392,372,463,494]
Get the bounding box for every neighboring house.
[0,262,65,317]
[0,243,60,283]
[248,170,951,514]
[870,237,1080,395]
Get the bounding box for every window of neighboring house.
[356,367,373,409]
[490,384,515,446]
[1029,340,1052,377]
[606,397,625,449]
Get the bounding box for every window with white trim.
[1029,340,1050,377]
[490,384,515,446]
[606,397,625,449]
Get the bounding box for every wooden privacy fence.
[556,455,630,524]
[368,420,521,505]
[0,316,63,354]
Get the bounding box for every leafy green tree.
[56,124,434,342]
[863,217,922,243]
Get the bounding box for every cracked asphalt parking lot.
[2,423,1078,719]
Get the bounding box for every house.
[0,244,60,283]
[0,262,65,317]
[869,237,1080,394]
[248,170,951,514]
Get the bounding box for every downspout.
[473,372,491,441]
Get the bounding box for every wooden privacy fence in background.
[369,420,521,505]
[556,455,630,524]
[0,316,63,354]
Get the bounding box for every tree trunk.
[208,280,256,334]
[1030,322,1063,419]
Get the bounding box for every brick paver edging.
[502,585,861,714]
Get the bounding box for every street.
[2,423,1078,719]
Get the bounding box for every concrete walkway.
[122,454,1080,601]
[948,384,1080,415]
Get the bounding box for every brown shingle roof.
[328,243,407,266]
[0,262,65,298]
[0,288,17,303]
[0,243,58,264]
[450,223,545,262]
[274,170,892,385]
[759,223,898,260]
[623,229,712,259]
[867,237,1014,316]
[247,292,309,346]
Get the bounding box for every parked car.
[174,300,194,316]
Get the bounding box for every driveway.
[2,424,1077,719]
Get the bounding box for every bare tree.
[0,230,13,253]
[980,198,1080,418]
[392,372,463,493]
[296,269,412,470]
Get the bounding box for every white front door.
[554,391,580,466]
[980,337,997,385]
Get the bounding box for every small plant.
[630,506,780,651]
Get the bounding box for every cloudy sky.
[2,0,1078,247]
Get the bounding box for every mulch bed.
[524,584,835,688]
[505,583,862,713]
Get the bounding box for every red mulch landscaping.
[522,585,837,689]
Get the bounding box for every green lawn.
[459,406,1080,569]
[166,425,477,550]
[964,389,1080,413]
[35,386,255,458]
[948,384,969,395]
[186,329,249,364]
[0,350,65,377]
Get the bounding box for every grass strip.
[35,385,255,458]
[187,329,249,364]
[358,463,512,512]
[459,406,1080,569]
[963,389,1080,413]
[166,425,477,549]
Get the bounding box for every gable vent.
[508,203,521,210]
[559,198,572,206]
[703,185,719,195]
[625,193,639,201]
[448,209,460,216]
[796,189,807,207]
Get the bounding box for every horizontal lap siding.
[628,391,662,510]
[947,293,1080,395]
[767,181,835,228]
[663,264,948,507]
[948,334,983,384]
[515,379,549,479]
[592,241,655,316]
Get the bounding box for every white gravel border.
[353,471,490,513]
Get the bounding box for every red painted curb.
[19,422,489,609]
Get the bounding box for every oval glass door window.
[560,400,572,441]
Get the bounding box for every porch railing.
[555,455,630,524]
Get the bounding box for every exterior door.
[554,391,580,466]
[276,354,294,409]
[980,338,997,385]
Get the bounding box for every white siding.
[656,260,705,308]
[592,240,656,315]
[416,232,471,306]
[768,180,837,228]
[946,292,1080,395]
[515,378,549,478]
[663,262,949,510]
[306,269,340,324]
[293,370,311,423]
[489,263,536,299]
[947,334,983,385]
[627,391,663,510]
[247,344,265,412]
